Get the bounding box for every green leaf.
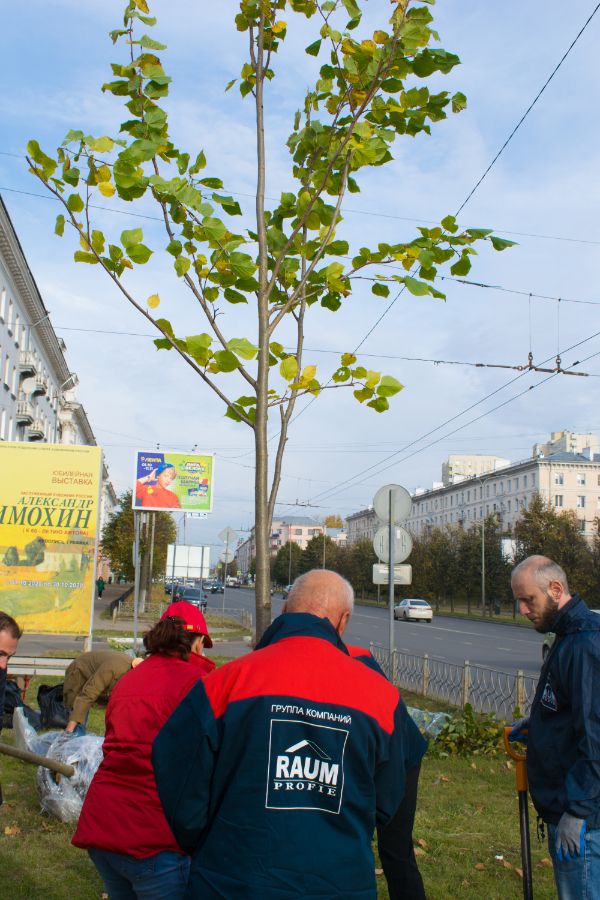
[203,218,227,242]
[229,252,256,279]
[441,214,458,233]
[305,39,321,56]
[73,251,98,264]
[452,91,467,113]
[377,375,403,398]
[353,387,374,403]
[200,177,224,189]
[139,34,167,50]
[367,396,389,413]
[189,151,206,174]
[341,353,357,366]
[86,136,115,153]
[372,282,390,297]
[225,79,237,92]
[27,140,57,177]
[54,214,65,236]
[450,255,471,276]
[213,350,239,372]
[166,239,182,257]
[66,193,84,213]
[280,357,298,381]
[489,235,516,251]
[403,276,430,297]
[121,228,143,248]
[228,338,258,360]
[225,405,243,422]
[154,338,173,350]
[224,288,248,304]
[128,243,152,264]
[174,256,191,277]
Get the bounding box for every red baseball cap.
[161,600,213,648]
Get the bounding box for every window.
[577,496,586,509]
[555,495,563,508]
[508,480,511,492]
[579,519,586,533]
[523,475,528,488]
[555,472,564,485]
[3,354,9,385]
[467,490,470,501]
[507,499,511,512]
[597,475,600,487]
[294,529,302,535]
[515,477,519,489]
[577,473,586,486]
[0,409,5,439]
[532,473,536,487]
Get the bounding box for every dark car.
[176,586,208,612]
[211,582,225,594]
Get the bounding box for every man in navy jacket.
[0,611,22,735]
[153,569,407,899]
[511,555,600,899]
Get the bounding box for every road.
[219,587,545,677]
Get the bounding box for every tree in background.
[514,493,592,594]
[101,491,176,582]
[324,515,343,529]
[29,0,511,637]
[272,541,303,585]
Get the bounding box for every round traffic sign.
[373,483,412,524]
[372,525,413,564]
[220,548,235,563]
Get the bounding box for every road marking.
[463,641,473,645]
[497,646,512,652]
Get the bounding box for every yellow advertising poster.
[0,442,102,634]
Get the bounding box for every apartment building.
[235,516,344,575]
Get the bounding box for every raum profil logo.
[266,719,349,814]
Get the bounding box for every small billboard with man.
[133,450,214,513]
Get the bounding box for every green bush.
[431,704,504,758]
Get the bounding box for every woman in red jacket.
[72,601,215,899]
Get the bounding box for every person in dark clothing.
[510,555,600,900]
[0,611,22,736]
[347,644,427,900]
[152,569,407,900]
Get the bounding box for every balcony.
[16,398,34,425]
[26,419,45,440]
[31,375,48,396]
[19,351,37,378]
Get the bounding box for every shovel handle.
[0,741,75,778]
[503,726,528,793]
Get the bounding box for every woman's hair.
[143,616,198,659]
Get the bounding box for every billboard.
[133,450,214,513]
[166,544,211,580]
[0,442,103,634]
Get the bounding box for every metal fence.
[112,598,253,630]
[370,643,538,721]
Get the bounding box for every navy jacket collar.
[552,593,600,635]
[255,612,350,655]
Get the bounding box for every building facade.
[0,195,117,535]
[345,507,377,546]
[408,450,600,541]
[235,516,332,574]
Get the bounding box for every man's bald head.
[284,570,354,635]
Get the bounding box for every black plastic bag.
[3,681,42,730]
[37,683,69,729]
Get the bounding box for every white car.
[394,598,433,623]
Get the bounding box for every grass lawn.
[1,682,556,899]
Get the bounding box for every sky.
[2,0,600,562]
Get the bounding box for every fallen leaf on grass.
[470,762,477,769]
[474,863,486,871]
[502,860,513,870]
[414,847,427,857]
[374,868,383,876]
[515,868,524,878]
[506,761,513,769]
[538,858,552,868]
[433,775,451,784]
[4,825,21,836]
[417,838,429,850]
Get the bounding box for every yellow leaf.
[373,30,388,44]
[538,858,552,868]
[133,0,150,12]
[272,20,287,34]
[4,825,21,836]
[96,165,111,183]
[439,775,450,782]
[79,234,91,251]
[147,293,160,309]
[417,838,429,849]
[374,868,383,876]
[474,863,486,871]
[515,868,524,879]
[502,860,513,870]
[414,847,426,857]
[98,181,115,198]
[302,365,317,382]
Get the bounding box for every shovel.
[0,741,75,806]
[504,726,533,900]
